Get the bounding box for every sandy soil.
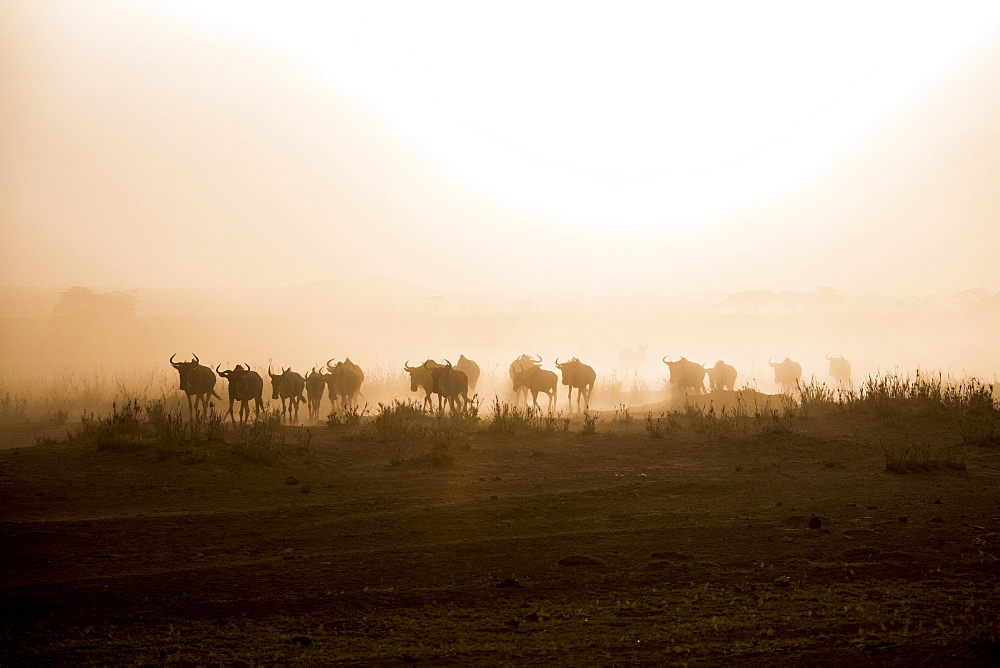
[1,403,999,665]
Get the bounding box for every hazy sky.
[3,1,1000,295]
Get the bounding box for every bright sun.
[185,1,1000,228]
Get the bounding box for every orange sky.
[2,1,1000,297]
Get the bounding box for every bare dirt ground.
[2,402,999,665]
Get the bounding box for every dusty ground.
[1,401,999,665]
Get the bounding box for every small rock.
[285,476,299,485]
[300,484,311,494]
[782,536,793,543]
[934,499,942,504]
[774,576,792,587]
[932,516,943,523]
[899,516,908,523]
[524,612,541,622]
[808,516,822,529]
[497,577,522,588]
[289,636,312,646]
[974,526,985,531]
[846,503,858,508]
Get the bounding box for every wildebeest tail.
[212,390,222,400]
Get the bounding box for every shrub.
[882,442,966,473]
[327,402,369,427]
[645,412,668,438]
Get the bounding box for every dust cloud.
[2,2,999,411]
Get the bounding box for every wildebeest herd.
[170,351,854,423]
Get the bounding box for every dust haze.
[2,1,1000,405]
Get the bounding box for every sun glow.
[126,2,1000,227]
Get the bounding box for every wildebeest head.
[170,353,203,391]
[404,359,441,392]
[268,366,292,400]
[661,356,707,392]
[509,354,542,377]
[769,358,803,389]
[826,354,851,384]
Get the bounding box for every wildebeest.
[662,356,707,395]
[325,358,365,410]
[169,353,221,420]
[769,357,803,393]
[304,367,327,421]
[509,354,542,404]
[555,357,596,412]
[619,345,647,376]
[511,364,558,413]
[268,366,306,422]
[455,355,481,394]
[403,359,441,410]
[216,364,264,424]
[826,354,852,387]
[427,360,469,414]
[705,360,738,392]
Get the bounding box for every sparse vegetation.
[882,442,966,473]
[326,402,370,427]
[613,402,632,423]
[580,410,599,434]
[644,412,669,438]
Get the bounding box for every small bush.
[487,398,539,435]
[230,410,286,465]
[645,412,668,438]
[581,411,599,435]
[361,399,428,444]
[959,415,1000,448]
[882,442,966,473]
[613,403,632,424]
[327,402,369,427]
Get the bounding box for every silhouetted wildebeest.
[769,358,803,393]
[216,363,264,424]
[619,345,647,376]
[403,359,441,410]
[455,355,481,394]
[509,354,543,404]
[428,360,470,414]
[662,356,707,395]
[325,358,365,410]
[826,354,852,387]
[304,367,327,421]
[706,360,738,392]
[269,367,306,422]
[169,353,221,420]
[555,357,596,413]
[512,364,558,413]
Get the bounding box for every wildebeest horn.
[283,367,290,373]
[444,359,452,367]
[826,353,831,360]
[268,365,276,379]
[245,362,251,371]
[170,353,179,366]
[532,354,542,362]
[192,353,198,364]
[326,358,336,372]
[404,360,415,371]
[216,364,223,374]
[555,357,561,366]
[662,356,670,364]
